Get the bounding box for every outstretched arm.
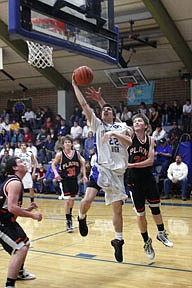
[72,75,93,123]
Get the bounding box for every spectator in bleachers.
[23,107,37,129]
[36,163,46,193]
[149,105,161,132]
[43,116,55,130]
[182,99,191,133]
[70,120,82,141]
[170,100,181,124]
[152,124,166,145]
[36,127,48,143]
[162,155,188,200]
[11,128,23,148]
[73,139,83,154]
[14,142,22,156]
[43,162,61,194]
[10,119,20,136]
[54,114,63,131]
[44,134,55,163]
[43,106,53,122]
[9,106,20,122]
[153,138,172,177]
[82,119,92,140]
[83,131,95,161]
[1,108,9,121]
[54,132,64,153]
[0,142,14,157]
[1,118,11,135]
[161,102,171,126]
[120,106,132,122]
[23,127,33,143]
[69,105,82,127]
[57,118,70,136]
[167,121,182,150]
[49,127,58,142]
[137,101,147,115]
[35,107,45,129]
[20,116,32,131]
[0,149,12,165]
[0,128,9,150]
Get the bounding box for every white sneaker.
[17,269,36,280]
[157,231,173,247]
[144,238,155,260]
[58,195,64,200]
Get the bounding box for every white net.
[26,41,54,69]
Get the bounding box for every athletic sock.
[78,211,86,219]
[141,231,149,242]
[66,214,71,221]
[157,223,164,232]
[6,278,16,287]
[115,232,123,240]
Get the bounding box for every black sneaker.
[77,216,88,236]
[111,239,124,262]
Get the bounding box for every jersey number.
[67,167,76,177]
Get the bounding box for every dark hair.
[102,103,116,119]
[5,157,20,175]
[0,157,19,182]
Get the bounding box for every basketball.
[73,66,93,86]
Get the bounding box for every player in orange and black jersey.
[52,135,87,232]
[126,113,173,260]
[0,157,42,288]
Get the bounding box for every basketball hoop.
[26,41,54,69]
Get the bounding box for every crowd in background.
[0,98,191,198]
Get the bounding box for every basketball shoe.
[17,269,36,280]
[66,220,73,233]
[144,238,155,260]
[77,216,88,236]
[111,239,124,262]
[157,231,173,247]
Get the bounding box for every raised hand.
[85,87,102,102]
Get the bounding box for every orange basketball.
[74,66,93,86]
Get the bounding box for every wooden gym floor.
[0,194,192,288]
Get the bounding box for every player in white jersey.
[17,142,37,202]
[72,78,132,263]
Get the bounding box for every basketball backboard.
[8,0,118,63]
[104,67,149,88]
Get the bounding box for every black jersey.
[127,134,152,179]
[60,150,81,179]
[0,175,23,223]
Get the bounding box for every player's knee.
[17,244,29,256]
[149,206,160,215]
[134,207,145,216]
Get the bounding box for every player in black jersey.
[0,157,42,288]
[126,113,173,260]
[52,135,87,232]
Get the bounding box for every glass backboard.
[8,0,118,63]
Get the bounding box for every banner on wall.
[7,98,32,114]
[127,80,155,106]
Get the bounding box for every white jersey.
[90,113,129,174]
[18,151,33,173]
